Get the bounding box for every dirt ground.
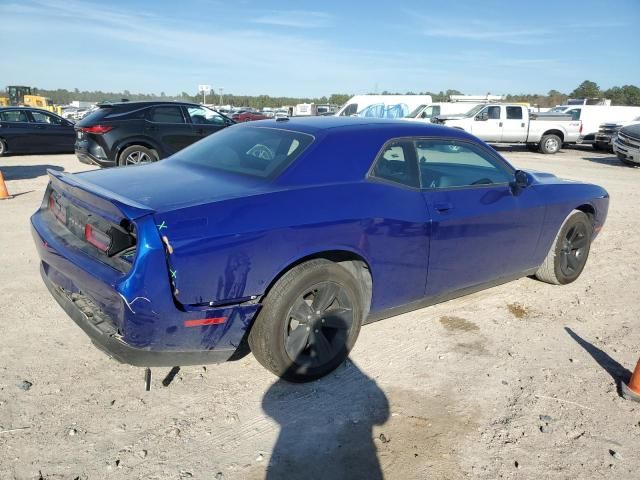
[1,146,639,480]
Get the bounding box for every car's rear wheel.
[535,210,593,285]
[539,134,562,154]
[0,138,7,156]
[248,259,364,382]
[118,145,158,166]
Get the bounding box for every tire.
[535,210,593,285]
[0,138,6,156]
[539,134,562,154]
[118,145,158,166]
[526,143,539,152]
[248,259,365,382]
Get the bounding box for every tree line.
[30,80,640,108]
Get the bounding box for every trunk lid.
[72,160,268,213]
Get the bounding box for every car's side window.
[370,140,419,188]
[31,111,62,125]
[416,139,513,189]
[150,106,185,123]
[187,107,225,125]
[487,106,501,119]
[506,106,523,120]
[0,111,29,122]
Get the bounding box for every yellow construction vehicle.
[4,86,62,115]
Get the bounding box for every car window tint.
[487,106,501,119]
[506,107,523,120]
[31,111,62,125]
[416,140,512,189]
[187,106,225,125]
[371,140,419,188]
[0,110,29,122]
[566,109,581,120]
[150,106,185,123]
[172,126,313,178]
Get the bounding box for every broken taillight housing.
[84,224,110,252]
[48,193,67,223]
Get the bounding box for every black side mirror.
[511,170,529,195]
[475,112,489,121]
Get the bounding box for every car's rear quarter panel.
[155,181,431,313]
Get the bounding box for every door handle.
[34,125,46,129]
[499,122,503,127]
[521,122,525,127]
[434,202,453,213]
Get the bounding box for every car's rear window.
[172,126,314,179]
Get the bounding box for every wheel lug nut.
[315,329,319,333]
[321,319,325,323]
[306,327,310,331]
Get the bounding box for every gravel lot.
[1,146,639,480]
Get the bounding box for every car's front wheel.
[0,138,7,156]
[248,259,364,382]
[535,210,593,285]
[118,145,158,166]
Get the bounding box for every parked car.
[31,117,608,382]
[595,116,640,152]
[231,110,269,122]
[0,107,75,156]
[74,101,234,167]
[613,123,640,167]
[433,104,581,154]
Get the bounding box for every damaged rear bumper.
[40,264,254,367]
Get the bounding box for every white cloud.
[251,10,332,28]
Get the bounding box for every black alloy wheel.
[284,281,354,368]
[559,222,589,277]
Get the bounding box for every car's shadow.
[1,164,64,181]
[581,155,636,167]
[262,359,389,480]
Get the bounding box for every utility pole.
[219,87,224,106]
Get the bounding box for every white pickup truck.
[433,104,581,154]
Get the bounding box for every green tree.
[570,80,601,99]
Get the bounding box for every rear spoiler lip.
[47,169,155,221]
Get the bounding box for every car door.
[29,110,75,151]
[501,106,528,142]
[469,105,502,142]
[416,138,546,297]
[185,106,228,143]
[0,109,34,152]
[146,106,192,155]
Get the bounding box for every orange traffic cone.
[0,170,11,200]
[622,358,640,402]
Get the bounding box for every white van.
[404,102,481,122]
[294,103,317,116]
[550,105,640,143]
[335,95,433,119]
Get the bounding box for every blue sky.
[1,0,638,97]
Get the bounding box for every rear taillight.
[84,224,110,252]
[48,194,67,223]
[579,123,583,135]
[81,125,113,134]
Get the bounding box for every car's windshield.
[464,104,486,117]
[171,126,314,179]
[406,104,427,118]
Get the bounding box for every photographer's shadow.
[262,359,389,480]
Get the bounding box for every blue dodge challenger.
[31,117,609,382]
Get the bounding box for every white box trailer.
[551,105,640,143]
[335,95,433,119]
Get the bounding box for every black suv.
[75,101,235,167]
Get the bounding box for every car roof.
[242,116,474,138]
[97,100,201,108]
